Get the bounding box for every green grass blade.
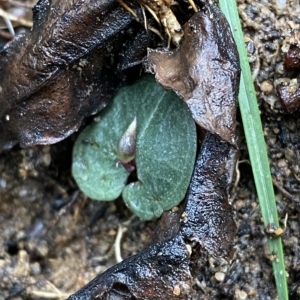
[218,1,288,299]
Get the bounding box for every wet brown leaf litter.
[0,0,299,299]
[0,0,156,151]
[147,5,240,145]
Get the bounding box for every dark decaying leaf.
[68,133,238,300]
[147,5,240,145]
[180,133,238,258]
[0,0,155,151]
[68,235,194,300]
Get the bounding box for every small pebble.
[95,265,106,274]
[248,290,256,296]
[268,137,277,146]
[273,127,280,134]
[173,284,181,296]
[260,81,273,94]
[43,153,51,166]
[235,289,247,300]
[30,262,41,275]
[277,159,287,168]
[285,148,294,160]
[215,271,225,282]
[35,240,49,257]
[108,229,116,236]
[0,259,5,267]
[284,168,291,177]
[0,178,7,188]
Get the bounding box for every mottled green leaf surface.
[72,117,130,201]
[72,75,196,219]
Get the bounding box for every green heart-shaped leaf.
[72,75,196,219]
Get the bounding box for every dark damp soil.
[0,1,300,299]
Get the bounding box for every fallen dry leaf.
[180,132,238,258]
[69,235,194,300]
[0,0,155,151]
[147,5,240,145]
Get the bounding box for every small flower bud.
[117,117,137,163]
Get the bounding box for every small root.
[118,0,163,41]
[234,160,250,188]
[142,2,161,24]
[272,178,297,202]
[121,0,184,46]
[140,3,148,30]
[118,0,138,18]
[29,290,71,299]
[29,281,71,300]
[92,218,133,264]
[294,173,300,182]
[114,224,127,263]
[187,0,198,12]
